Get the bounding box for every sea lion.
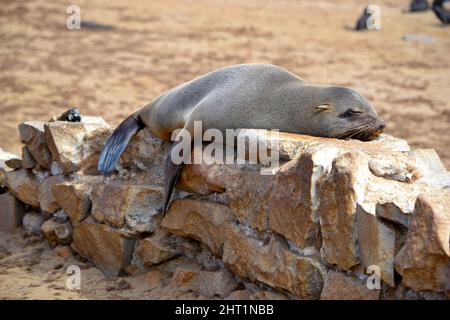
[49,108,82,122]
[98,63,386,213]
[409,0,429,12]
[355,7,371,30]
[432,0,450,24]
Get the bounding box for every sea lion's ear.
[316,104,330,111]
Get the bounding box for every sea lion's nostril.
[379,122,386,131]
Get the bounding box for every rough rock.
[250,291,289,300]
[21,146,36,169]
[161,199,234,256]
[119,128,170,182]
[4,169,40,207]
[135,229,179,267]
[41,218,73,246]
[356,206,396,287]
[22,212,47,236]
[0,192,25,231]
[177,163,229,195]
[394,194,450,292]
[170,267,199,288]
[44,117,109,174]
[91,181,163,233]
[376,202,409,228]
[72,216,136,277]
[54,245,74,258]
[230,129,317,161]
[18,121,52,169]
[187,269,239,298]
[225,171,273,231]
[52,180,91,224]
[267,146,331,249]
[320,271,380,300]
[5,158,22,169]
[223,224,325,298]
[145,270,167,289]
[225,289,253,300]
[4,119,450,300]
[38,175,65,213]
[318,152,368,270]
[412,148,450,188]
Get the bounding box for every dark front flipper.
[162,141,185,214]
[98,115,144,175]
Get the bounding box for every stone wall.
[0,116,449,300]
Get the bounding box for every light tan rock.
[225,148,323,247]
[223,224,325,298]
[52,181,91,224]
[4,169,40,207]
[161,199,234,256]
[250,291,289,300]
[225,289,253,300]
[356,206,396,287]
[225,171,273,231]
[412,148,450,188]
[318,152,369,270]
[41,218,73,246]
[267,150,322,249]
[136,230,179,267]
[187,269,239,298]
[54,245,74,258]
[145,270,167,289]
[18,121,52,169]
[177,163,229,195]
[170,267,199,288]
[231,129,327,162]
[38,175,65,213]
[0,192,25,231]
[72,216,136,277]
[91,181,163,233]
[44,117,109,174]
[395,193,450,292]
[320,271,380,300]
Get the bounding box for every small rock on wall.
[72,216,136,277]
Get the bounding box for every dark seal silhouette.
[58,108,82,122]
[355,7,371,30]
[409,0,429,12]
[432,0,450,23]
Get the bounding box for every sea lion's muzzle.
[365,120,386,140]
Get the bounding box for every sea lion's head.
[313,86,386,141]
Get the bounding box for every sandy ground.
[0,0,449,299]
[0,229,215,300]
[0,230,149,299]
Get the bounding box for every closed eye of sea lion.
[98,63,386,213]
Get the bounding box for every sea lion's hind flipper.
[162,142,184,214]
[98,115,144,175]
